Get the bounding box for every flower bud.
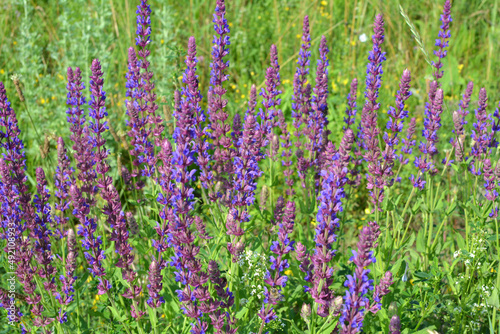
[300,303,311,320]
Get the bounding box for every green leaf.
[416,228,425,253]
[317,318,339,334]
[107,305,126,322]
[235,306,248,320]
[487,287,500,308]
[147,306,158,329]
[413,326,437,334]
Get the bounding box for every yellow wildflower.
[51,96,55,100]
[331,82,338,92]
[364,207,371,215]
[243,84,247,88]
[258,16,261,20]
[236,89,240,93]
[13,41,17,45]
[296,34,302,39]
[229,22,233,27]
[458,64,464,73]
[284,270,293,276]
[251,72,255,76]
[57,73,64,80]
[161,39,164,44]
[321,0,327,5]
[285,7,289,11]
[161,314,165,318]
[350,40,356,46]
[241,95,245,99]
[40,98,46,104]
[342,78,349,86]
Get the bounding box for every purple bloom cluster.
[343,78,358,131]
[259,44,282,148]
[470,88,490,175]
[259,201,296,323]
[125,0,162,179]
[0,82,35,229]
[432,0,452,83]
[296,129,354,317]
[55,229,78,323]
[361,14,386,208]
[451,82,473,162]
[53,137,73,238]
[340,222,393,333]
[208,0,233,185]
[66,67,97,204]
[291,16,312,147]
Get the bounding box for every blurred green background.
[0,0,498,168]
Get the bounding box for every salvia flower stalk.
[340,221,393,333]
[53,137,73,238]
[432,0,452,84]
[470,88,490,175]
[259,200,296,327]
[361,14,386,208]
[451,81,474,162]
[297,129,354,317]
[208,0,233,188]
[66,67,97,205]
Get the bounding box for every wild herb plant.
[1,0,500,334]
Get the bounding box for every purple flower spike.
[451,82,473,162]
[360,14,385,154]
[56,229,78,311]
[384,69,412,168]
[344,78,358,131]
[0,82,34,230]
[208,0,232,182]
[432,0,452,83]
[66,67,97,204]
[54,137,73,238]
[147,260,164,308]
[417,87,444,181]
[361,14,386,208]
[483,159,498,207]
[291,16,312,148]
[71,184,110,294]
[340,222,393,333]
[261,201,296,319]
[259,44,282,145]
[299,129,354,317]
[470,88,490,175]
[389,314,401,334]
[278,108,295,197]
[33,167,57,294]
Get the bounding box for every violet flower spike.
[259,44,282,144]
[260,201,296,324]
[0,81,35,227]
[33,167,57,294]
[66,67,97,205]
[54,137,73,238]
[359,14,386,153]
[291,16,312,148]
[303,129,354,317]
[384,69,412,167]
[432,0,452,84]
[451,81,473,162]
[344,78,358,131]
[208,0,232,181]
[470,88,489,176]
[340,222,393,333]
